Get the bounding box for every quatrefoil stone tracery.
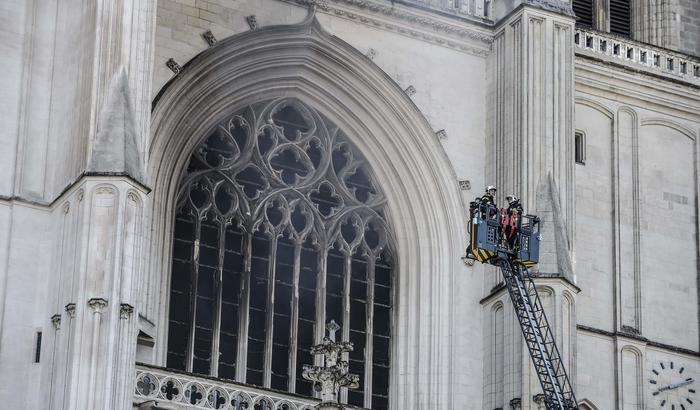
[177,98,391,253]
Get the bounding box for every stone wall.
[679,0,700,57]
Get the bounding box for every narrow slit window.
[34,331,42,363]
[575,132,586,165]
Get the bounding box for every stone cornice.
[575,56,700,120]
[578,325,700,358]
[283,0,493,57]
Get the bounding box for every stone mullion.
[263,235,279,388]
[339,250,352,404]
[210,219,228,377]
[288,241,302,393]
[236,231,253,382]
[314,248,328,369]
[186,216,203,373]
[364,256,376,408]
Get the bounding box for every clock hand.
[669,378,694,390]
[655,378,695,393]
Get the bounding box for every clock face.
[650,361,695,409]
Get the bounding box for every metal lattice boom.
[499,259,578,410]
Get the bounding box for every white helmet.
[506,194,518,203]
[486,185,497,195]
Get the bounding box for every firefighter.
[504,194,522,248]
[506,194,523,214]
[481,186,497,205]
[477,186,497,219]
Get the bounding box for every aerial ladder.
[467,194,578,410]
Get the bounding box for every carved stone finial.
[119,303,134,319]
[166,58,182,74]
[88,298,108,314]
[404,85,416,97]
[246,15,258,30]
[302,321,359,406]
[326,320,340,342]
[51,314,62,330]
[65,303,76,318]
[202,30,217,47]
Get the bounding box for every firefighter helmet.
[506,195,518,203]
[486,185,497,195]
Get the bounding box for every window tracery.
[167,98,394,409]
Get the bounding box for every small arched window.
[166,98,394,409]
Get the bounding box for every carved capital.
[509,397,522,409]
[532,393,546,405]
[119,303,134,319]
[51,314,62,330]
[65,303,76,318]
[87,298,108,314]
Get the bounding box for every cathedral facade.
[0,0,698,409]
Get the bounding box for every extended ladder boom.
[499,259,578,410]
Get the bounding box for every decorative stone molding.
[87,298,108,314]
[134,366,317,410]
[65,303,76,318]
[246,15,258,30]
[62,201,70,214]
[458,180,471,191]
[51,314,62,330]
[404,85,416,96]
[283,0,492,57]
[201,30,217,47]
[436,129,448,140]
[77,189,84,202]
[365,47,376,60]
[575,28,700,86]
[165,58,181,75]
[119,303,134,319]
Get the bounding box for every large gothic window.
[166,98,394,409]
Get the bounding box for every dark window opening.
[610,0,631,37]
[34,331,42,363]
[572,0,594,28]
[166,99,395,408]
[575,132,586,165]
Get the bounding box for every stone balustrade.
[574,28,700,85]
[134,364,318,410]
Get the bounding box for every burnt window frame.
[165,98,396,409]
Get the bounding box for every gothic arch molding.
[145,11,467,409]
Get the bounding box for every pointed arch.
[145,11,467,410]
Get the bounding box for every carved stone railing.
[574,28,700,85]
[134,364,318,409]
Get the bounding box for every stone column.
[490,1,579,406]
